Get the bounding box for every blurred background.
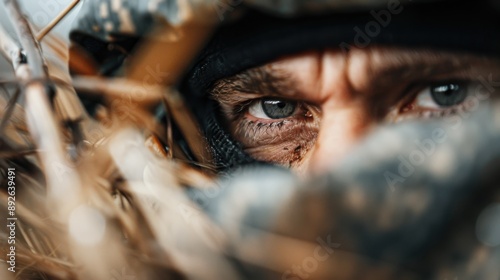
[0,0,80,77]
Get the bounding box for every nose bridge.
[286,49,376,175]
[305,102,373,175]
[300,49,376,175]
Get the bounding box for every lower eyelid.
[392,101,469,122]
[232,115,318,147]
[396,81,480,116]
[237,116,292,136]
[245,102,310,122]
[243,111,305,125]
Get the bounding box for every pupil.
[262,99,296,119]
[430,83,467,107]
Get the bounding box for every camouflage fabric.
[197,101,500,279]
[72,0,182,40]
[70,0,425,40]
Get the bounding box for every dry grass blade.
[0,88,21,137]
[71,76,164,106]
[163,89,214,168]
[0,148,37,158]
[4,0,46,79]
[36,0,81,41]
[124,2,223,166]
[108,128,238,279]
[40,33,69,62]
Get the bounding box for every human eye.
[247,98,298,120]
[415,82,467,109]
[395,81,488,120]
[218,95,320,167]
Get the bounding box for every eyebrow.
[211,65,301,98]
[365,51,485,86]
[360,49,500,105]
[210,64,307,119]
[211,49,500,106]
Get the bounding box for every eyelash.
[239,101,310,127]
[241,117,288,130]
[395,80,473,121]
[405,106,462,119]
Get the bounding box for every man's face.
[210,47,500,175]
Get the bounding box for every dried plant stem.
[0,88,21,136]
[36,0,81,41]
[71,76,164,105]
[164,89,213,165]
[4,1,77,210]
[4,0,46,79]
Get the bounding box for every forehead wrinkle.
[369,48,499,86]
